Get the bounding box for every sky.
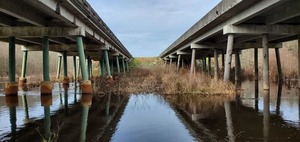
[87,0,221,57]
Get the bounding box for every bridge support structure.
[100,58,105,76]
[122,57,126,75]
[62,50,70,86]
[116,56,121,75]
[103,49,112,81]
[73,56,77,82]
[224,34,234,82]
[214,49,219,80]
[76,36,92,94]
[5,37,18,96]
[56,54,62,81]
[19,50,28,90]
[40,37,52,95]
[262,34,269,90]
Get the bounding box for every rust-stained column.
[262,34,269,90]
[254,48,258,81]
[190,49,196,77]
[214,49,219,80]
[177,54,181,72]
[275,48,283,81]
[224,34,234,82]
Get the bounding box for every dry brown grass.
[93,65,235,96]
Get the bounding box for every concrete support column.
[254,48,258,81]
[235,51,241,82]
[5,37,18,95]
[116,56,120,75]
[126,60,129,72]
[298,35,300,88]
[104,50,112,80]
[208,57,211,76]
[76,36,92,94]
[203,57,207,72]
[62,51,70,86]
[100,58,105,76]
[77,58,81,81]
[111,59,114,75]
[87,56,91,79]
[19,51,28,89]
[222,51,225,69]
[262,34,269,90]
[214,49,219,80]
[170,58,173,68]
[177,55,181,72]
[275,48,283,81]
[122,58,126,75]
[56,55,62,80]
[41,36,52,95]
[190,48,196,77]
[224,34,234,82]
[73,56,77,82]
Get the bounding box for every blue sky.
[87,0,221,57]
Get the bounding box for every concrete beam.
[0,0,46,26]
[224,25,300,35]
[266,0,300,24]
[169,55,177,59]
[191,43,226,49]
[176,51,191,55]
[0,27,85,38]
[22,44,103,51]
[235,42,282,49]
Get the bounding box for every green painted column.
[111,60,114,75]
[21,51,28,79]
[106,93,111,116]
[104,50,111,77]
[63,51,68,78]
[100,58,105,76]
[116,56,120,75]
[126,60,129,72]
[122,58,126,75]
[56,55,62,80]
[73,56,77,82]
[9,37,16,82]
[42,37,50,81]
[87,56,91,79]
[76,37,89,81]
[89,59,92,78]
[77,58,81,80]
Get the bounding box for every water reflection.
[262,90,270,142]
[6,96,18,141]
[80,94,92,142]
[224,100,234,142]
[21,93,29,122]
[41,95,52,140]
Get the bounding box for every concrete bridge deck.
[0,0,132,95]
[160,0,300,88]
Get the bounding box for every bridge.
[160,0,300,89]
[0,0,132,95]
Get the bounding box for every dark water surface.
[0,81,300,142]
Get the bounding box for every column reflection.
[80,94,92,142]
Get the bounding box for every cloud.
[88,0,221,57]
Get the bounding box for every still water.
[0,81,300,141]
